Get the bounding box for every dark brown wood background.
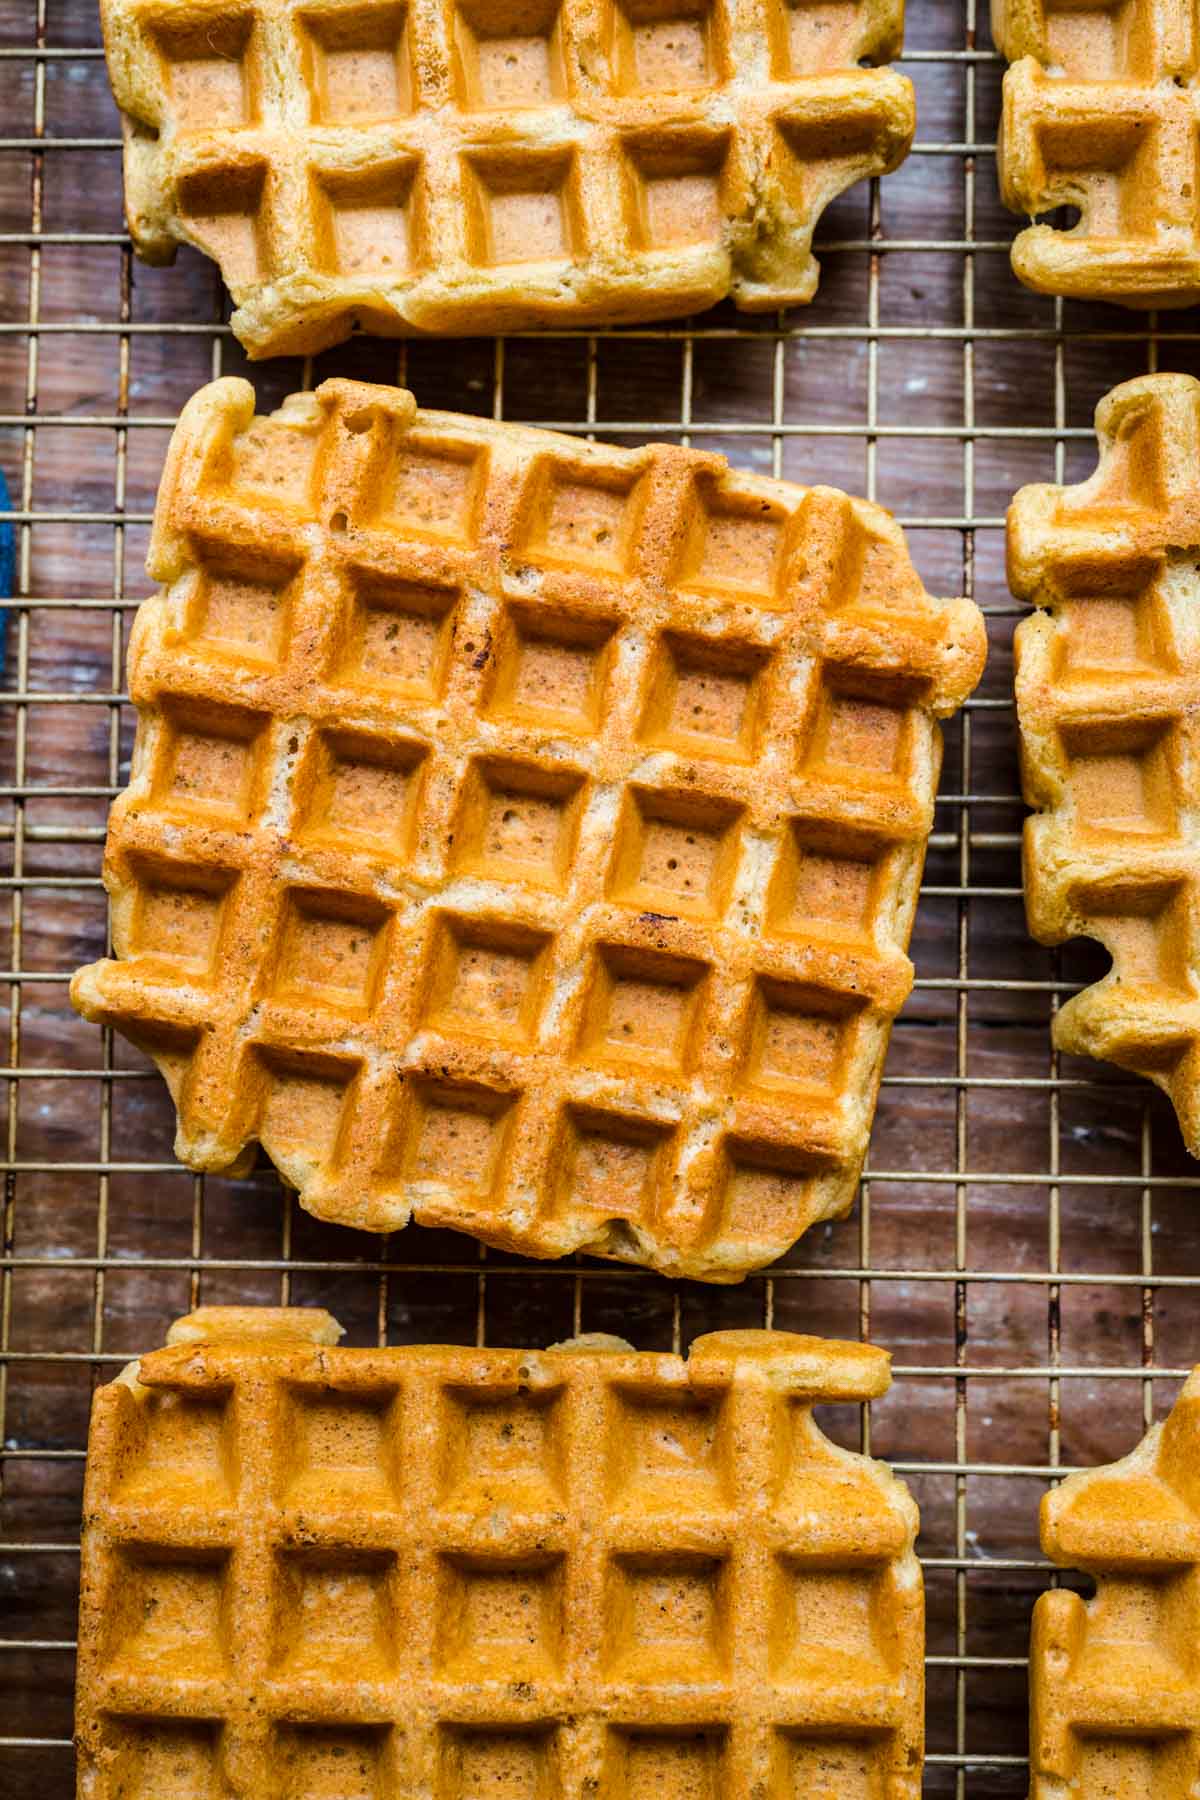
[2,3,1199,1794]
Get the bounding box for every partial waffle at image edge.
[1010,370,1200,1160]
[992,0,1200,308]
[1030,1367,1200,1798]
[75,1307,925,1800]
[99,0,915,354]
[69,373,986,1281]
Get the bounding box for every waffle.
[70,375,985,1280]
[99,0,915,355]
[993,0,1200,307]
[1011,372,1200,1153]
[1030,1368,1200,1797]
[76,1306,925,1799]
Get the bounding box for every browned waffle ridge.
[1030,1369,1200,1796]
[993,0,1200,308]
[75,1307,924,1799]
[70,375,985,1280]
[99,0,915,354]
[1011,371,1200,1155]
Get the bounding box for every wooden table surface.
[2,3,1199,1794]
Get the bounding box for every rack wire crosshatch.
[3,3,1200,1795]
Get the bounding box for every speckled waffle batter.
[75,1307,924,1798]
[1030,1369,1200,1797]
[70,375,985,1280]
[99,0,915,354]
[993,0,1200,308]
[1011,372,1200,1155]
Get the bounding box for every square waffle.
[70,375,985,1281]
[1010,372,1200,1154]
[1030,1369,1200,1797]
[993,0,1200,307]
[76,1306,925,1798]
[99,0,915,355]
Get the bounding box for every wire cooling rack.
[4,3,1200,1794]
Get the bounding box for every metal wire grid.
[3,2,1200,1793]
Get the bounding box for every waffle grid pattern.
[1012,372,1200,1158]
[76,1314,924,1799]
[994,0,1200,306]
[70,375,984,1281]
[100,0,915,353]
[1030,1366,1200,1797]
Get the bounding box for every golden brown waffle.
[70,375,985,1280]
[993,0,1200,307]
[1030,1369,1200,1797]
[1011,372,1200,1153]
[76,1307,924,1799]
[99,0,915,354]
